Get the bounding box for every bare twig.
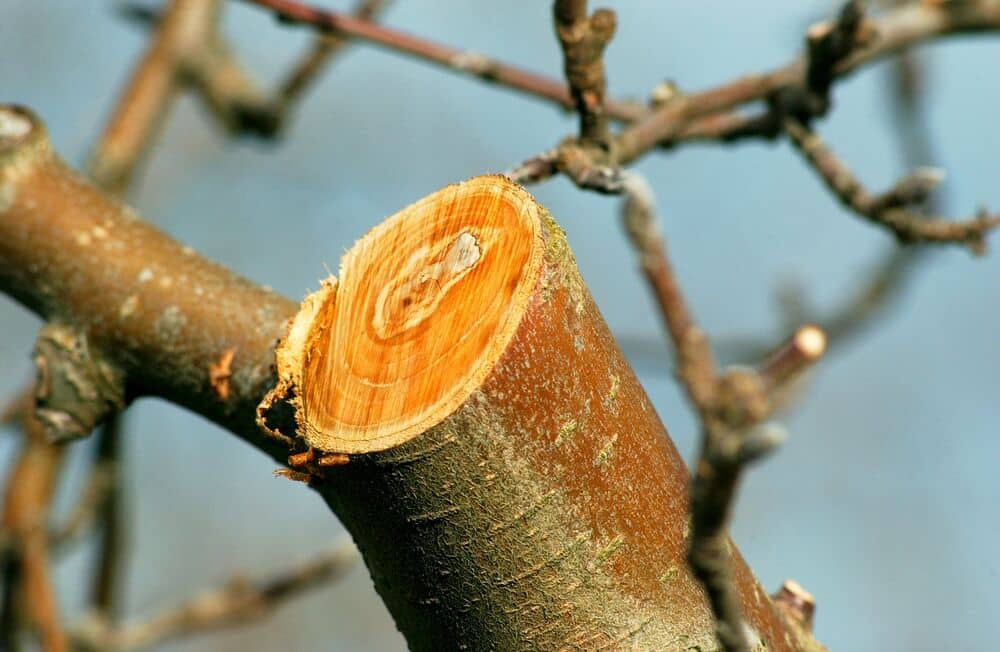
[94,0,384,192]
[278,0,391,109]
[48,458,115,554]
[615,0,1000,161]
[234,0,644,122]
[71,542,359,652]
[619,173,826,652]
[726,15,945,367]
[784,117,999,253]
[89,0,212,193]
[1,409,69,652]
[89,420,126,621]
[553,0,616,143]
[620,173,717,408]
[758,326,828,391]
[802,20,943,350]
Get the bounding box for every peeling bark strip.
[263,177,804,651]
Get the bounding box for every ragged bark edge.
[256,277,336,446]
[257,175,548,455]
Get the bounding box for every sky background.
[2,1,999,650]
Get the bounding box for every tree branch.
[553,0,616,143]
[72,541,359,652]
[1,106,296,462]
[93,0,384,193]
[234,0,644,122]
[277,0,392,110]
[89,420,126,621]
[89,0,216,193]
[615,0,1000,161]
[784,117,998,253]
[0,409,68,652]
[619,173,826,652]
[1,111,811,651]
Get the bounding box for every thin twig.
[89,419,126,621]
[619,173,826,652]
[72,542,360,652]
[278,0,391,108]
[94,0,384,192]
[615,0,1000,162]
[784,117,999,253]
[720,3,947,367]
[48,459,115,554]
[234,0,644,122]
[89,0,212,193]
[620,173,717,408]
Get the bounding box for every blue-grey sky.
[2,2,999,650]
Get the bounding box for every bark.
[1,414,67,652]
[262,178,806,650]
[0,106,293,462]
[0,107,812,651]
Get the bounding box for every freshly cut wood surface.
[261,176,802,651]
[273,176,544,454]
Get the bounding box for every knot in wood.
[373,230,482,340]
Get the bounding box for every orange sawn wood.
[260,176,808,651]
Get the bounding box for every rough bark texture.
[263,177,804,651]
[0,109,813,651]
[0,106,294,461]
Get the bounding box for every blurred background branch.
[1,0,998,650]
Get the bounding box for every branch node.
[805,0,868,112]
[868,166,945,212]
[736,422,788,465]
[713,368,769,430]
[556,143,624,193]
[32,324,126,444]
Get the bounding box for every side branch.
[234,0,643,121]
[0,410,68,652]
[620,174,826,652]
[277,0,392,109]
[553,0,616,143]
[616,1,1000,161]
[784,117,999,253]
[72,542,359,652]
[0,106,296,462]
